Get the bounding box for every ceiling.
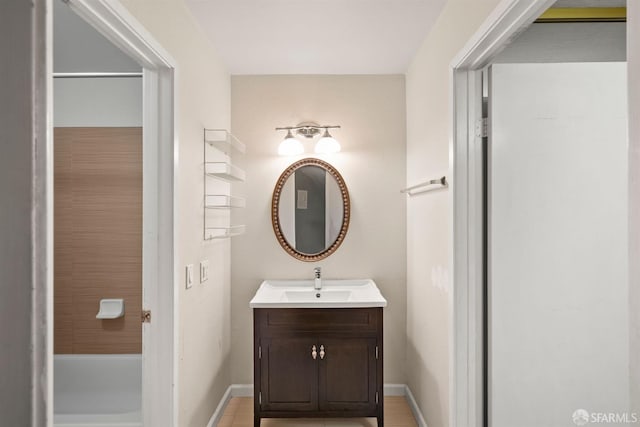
[185,0,446,75]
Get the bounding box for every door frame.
[54,1,178,425]
[448,1,578,426]
[628,1,640,417]
[450,1,639,426]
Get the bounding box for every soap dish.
[96,299,125,319]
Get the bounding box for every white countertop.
[249,279,387,309]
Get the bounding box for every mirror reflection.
[272,158,350,262]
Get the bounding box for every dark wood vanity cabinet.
[253,308,383,427]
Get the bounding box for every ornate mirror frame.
[271,158,351,262]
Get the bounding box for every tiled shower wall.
[54,127,142,354]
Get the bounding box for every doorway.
[50,0,177,425]
[450,1,636,426]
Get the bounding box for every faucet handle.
[314,267,321,277]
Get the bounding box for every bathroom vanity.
[251,280,386,427]
[253,160,387,425]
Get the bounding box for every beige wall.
[405,1,501,427]
[117,1,232,426]
[230,75,407,385]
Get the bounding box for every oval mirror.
[272,158,350,262]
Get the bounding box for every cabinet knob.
[319,345,325,360]
[311,345,317,360]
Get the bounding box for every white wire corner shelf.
[204,129,246,154]
[205,195,246,209]
[204,129,246,240]
[204,225,246,240]
[205,162,246,181]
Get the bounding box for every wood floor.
[218,396,418,427]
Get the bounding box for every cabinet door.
[318,337,378,412]
[260,337,318,412]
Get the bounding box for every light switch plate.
[200,260,210,283]
[185,264,194,289]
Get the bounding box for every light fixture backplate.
[296,127,321,138]
[296,123,322,139]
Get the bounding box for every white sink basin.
[250,279,387,308]
[284,289,352,302]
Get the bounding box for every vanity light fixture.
[275,123,341,155]
[314,129,340,154]
[278,129,304,156]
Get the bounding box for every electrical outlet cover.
[200,260,210,283]
[186,264,194,289]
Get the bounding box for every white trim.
[64,0,174,70]
[56,1,177,426]
[451,0,556,70]
[448,1,557,427]
[449,69,485,427]
[384,384,407,396]
[141,65,179,427]
[230,384,254,397]
[628,0,640,415]
[405,386,429,427]
[39,0,54,425]
[206,386,233,427]
[45,0,54,422]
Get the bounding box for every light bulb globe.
[314,130,341,154]
[278,131,304,156]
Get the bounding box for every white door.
[488,63,629,427]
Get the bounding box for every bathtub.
[54,354,142,427]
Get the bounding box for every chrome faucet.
[314,267,322,290]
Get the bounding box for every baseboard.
[206,386,232,427]
[384,383,407,396]
[206,384,252,427]
[404,385,428,427]
[230,384,253,397]
[207,383,427,427]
